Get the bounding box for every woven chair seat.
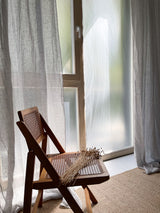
[48,153,103,177]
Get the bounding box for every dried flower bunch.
[60,147,103,185]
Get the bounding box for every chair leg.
[59,186,83,213]
[83,186,98,204]
[23,151,35,213]
[38,190,43,207]
[32,190,43,213]
[84,187,92,213]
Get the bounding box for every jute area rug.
[35,168,160,213]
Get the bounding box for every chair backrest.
[17,106,62,183]
[17,106,65,152]
[18,107,45,143]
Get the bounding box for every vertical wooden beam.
[84,187,92,213]
[73,0,86,151]
[83,185,98,204]
[23,151,35,213]
[32,190,43,213]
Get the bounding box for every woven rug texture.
[32,168,160,213]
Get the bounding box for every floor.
[104,154,137,176]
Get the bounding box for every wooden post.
[23,151,35,213]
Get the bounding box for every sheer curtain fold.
[131,0,160,174]
[83,0,132,153]
[0,0,65,212]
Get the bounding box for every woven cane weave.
[23,111,44,140]
[50,153,103,177]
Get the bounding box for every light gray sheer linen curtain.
[0,0,65,212]
[131,0,160,174]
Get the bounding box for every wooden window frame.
[62,0,134,158]
[63,0,86,151]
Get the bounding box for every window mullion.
[73,0,86,150]
[62,0,86,151]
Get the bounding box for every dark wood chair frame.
[17,107,109,213]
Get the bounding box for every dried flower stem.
[60,148,103,185]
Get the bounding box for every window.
[57,0,133,158]
[83,0,133,159]
[57,0,86,151]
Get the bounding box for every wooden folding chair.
[17,106,109,213]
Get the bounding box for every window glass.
[83,0,132,153]
[64,88,79,151]
[57,0,75,74]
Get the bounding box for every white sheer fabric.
[131,0,160,174]
[83,0,132,153]
[0,0,65,212]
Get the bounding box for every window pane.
[57,0,75,74]
[64,88,79,151]
[83,0,132,153]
